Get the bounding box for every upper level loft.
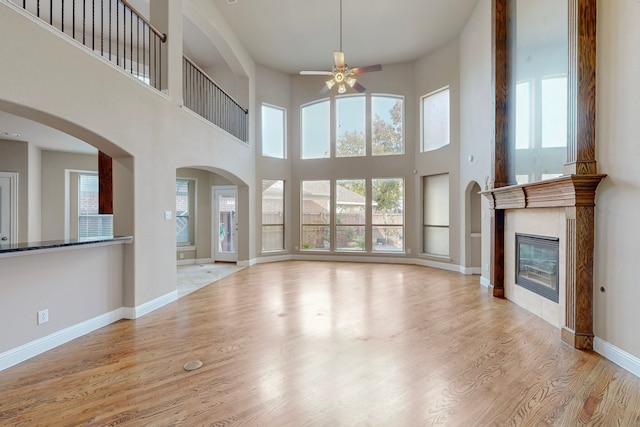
[5,0,249,142]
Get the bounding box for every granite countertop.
[0,236,133,254]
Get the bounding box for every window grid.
[301,94,405,159]
[78,172,113,240]
[262,179,285,252]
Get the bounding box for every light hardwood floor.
[1,261,640,426]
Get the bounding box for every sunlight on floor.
[176,262,244,298]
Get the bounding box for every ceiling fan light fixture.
[299,0,382,94]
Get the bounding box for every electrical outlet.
[37,309,49,325]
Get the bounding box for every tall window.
[421,87,450,152]
[262,179,284,251]
[301,180,331,250]
[335,179,366,251]
[301,100,330,159]
[176,179,193,245]
[301,94,405,159]
[372,95,404,155]
[262,104,286,158]
[372,178,404,252]
[336,96,366,157]
[423,174,449,257]
[78,172,113,240]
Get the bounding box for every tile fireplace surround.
[482,174,605,349]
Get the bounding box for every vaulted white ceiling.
[210,0,480,74]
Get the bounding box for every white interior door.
[0,173,18,244]
[213,186,238,262]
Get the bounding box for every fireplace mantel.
[481,174,607,210]
[482,174,605,349]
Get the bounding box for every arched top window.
[301,94,405,159]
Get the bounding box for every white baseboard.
[255,254,292,264]
[0,308,126,372]
[121,290,179,319]
[480,276,491,287]
[196,258,214,264]
[237,259,257,267]
[594,337,640,378]
[1,289,180,372]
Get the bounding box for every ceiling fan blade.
[353,81,367,93]
[334,51,345,68]
[300,71,333,76]
[319,84,331,94]
[350,64,383,75]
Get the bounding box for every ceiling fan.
[299,0,382,94]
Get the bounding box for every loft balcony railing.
[183,56,249,143]
[8,0,166,91]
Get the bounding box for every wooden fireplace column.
[488,0,601,349]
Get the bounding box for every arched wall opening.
[175,165,251,265]
[465,181,482,273]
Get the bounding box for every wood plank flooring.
[1,261,640,426]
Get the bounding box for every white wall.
[594,0,640,359]
[0,243,125,355]
[0,0,256,355]
[41,150,97,241]
[414,40,462,265]
[459,0,492,279]
[0,139,29,242]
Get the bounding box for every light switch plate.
[165,211,172,220]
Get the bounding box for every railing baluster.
[82,0,86,44]
[129,8,132,74]
[115,0,119,66]
[108,0,111,60]
[8,1,164,93]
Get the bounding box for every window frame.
[261,179,285,252]
[420,86,451,152]
[300,98,331,160]
[261,103,287,159]
[176,178,195,247]
[300,180,331,251]
[422,173,450,258]
[371,93,405,156]
[371,177,405,253]
[335,179,367,251]
[301,94,405,159]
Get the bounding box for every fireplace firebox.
[515,234,560,303]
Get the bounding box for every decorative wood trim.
[98,151,113,215]
[491,0,515,188]
[491,209,505,297]
[481,174,606,210]
[565,0,597,175]
[490,0,599,350]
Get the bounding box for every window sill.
[176,245,196,251]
